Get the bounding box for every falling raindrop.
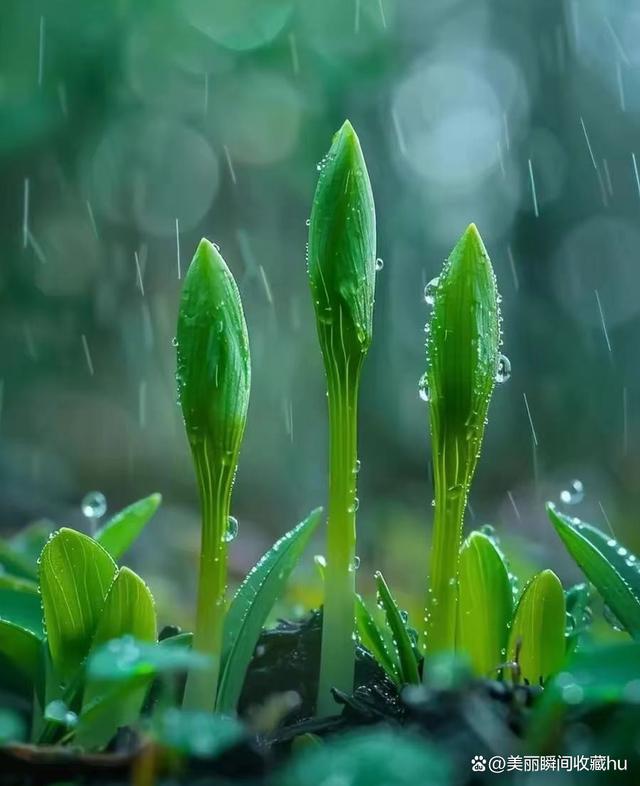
[423,277,439,306]
[560,479,584,505]
[418,374,429,402]
[225,516,239,542]
[81,491,107,520]
[495,354,511,383]
[375,257,384,271]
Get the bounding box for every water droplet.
[480,524,496,538]
[560,479,584,505]
[351,556,361,571]
[418,374,429,402]
[495,354,511,383]
[224,516,238,543]
[305,218,310,226]
[348,497,360,513]
[81,491,107,520]
[423,277,439,306]
[314,554,327,569]
[353,459,361,474]
[375,257,384,271]
[171,336,178,347]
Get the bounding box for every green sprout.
[423,225,500,657]
[307,120,377,715]
[176,239,250,711]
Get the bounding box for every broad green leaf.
[457,531,512,676]
[0,574,43,635]
[77,568,157,748]
[278,729,451,786]
[355,594,400,684]
[547,503,640,638]
[425,225,501,655]
[530,641,640,748]
[507,569,565,684]
[374,571,420,685]
[0,619,42,697]
[216,508,322,713]
[91,567,157,649]
[75,674,151,750]
[39,528,117,682]
[94,493,161,560]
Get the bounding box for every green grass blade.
[457,531,513,676]
[39,528,117,683]
[374,571,420,685]
[94,493,162,559]
[547,503,640,638]
[547,503,640,639]
[216,508,322,713]
[425,225,501,656]
[0,574,43,635]
[507,569,566,684]
[355,594,400,684]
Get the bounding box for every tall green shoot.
[424,225,500,657]
[177,239,250,711]
[308,121,376,714]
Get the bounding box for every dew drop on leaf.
[375,257,384,271]
[418,374,429,402]
[423,276,439,306]
[495,354,511,383]
[224,516,239,543]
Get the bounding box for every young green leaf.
[0,574,43,635]
[94,493,161,559]
[355,594,400,684]
[374,571,420,685]
[76,568,157,749]
[424,224,501,657]
[217,508,322,713]
[457,531,513,676]
[308,120,377,716]
[507,569,566,684]
[0,619,42,697]
[176,239,250,712]
[39,528,117,682]
[548,503,640,638]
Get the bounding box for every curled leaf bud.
[177,238,250,464]
[308,120,376,369]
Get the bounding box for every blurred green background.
[2,0,640,629]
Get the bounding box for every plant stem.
[183,438,234,712]
[317,367,360,716]
[425,454,467,654]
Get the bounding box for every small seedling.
[308,120,376,714]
